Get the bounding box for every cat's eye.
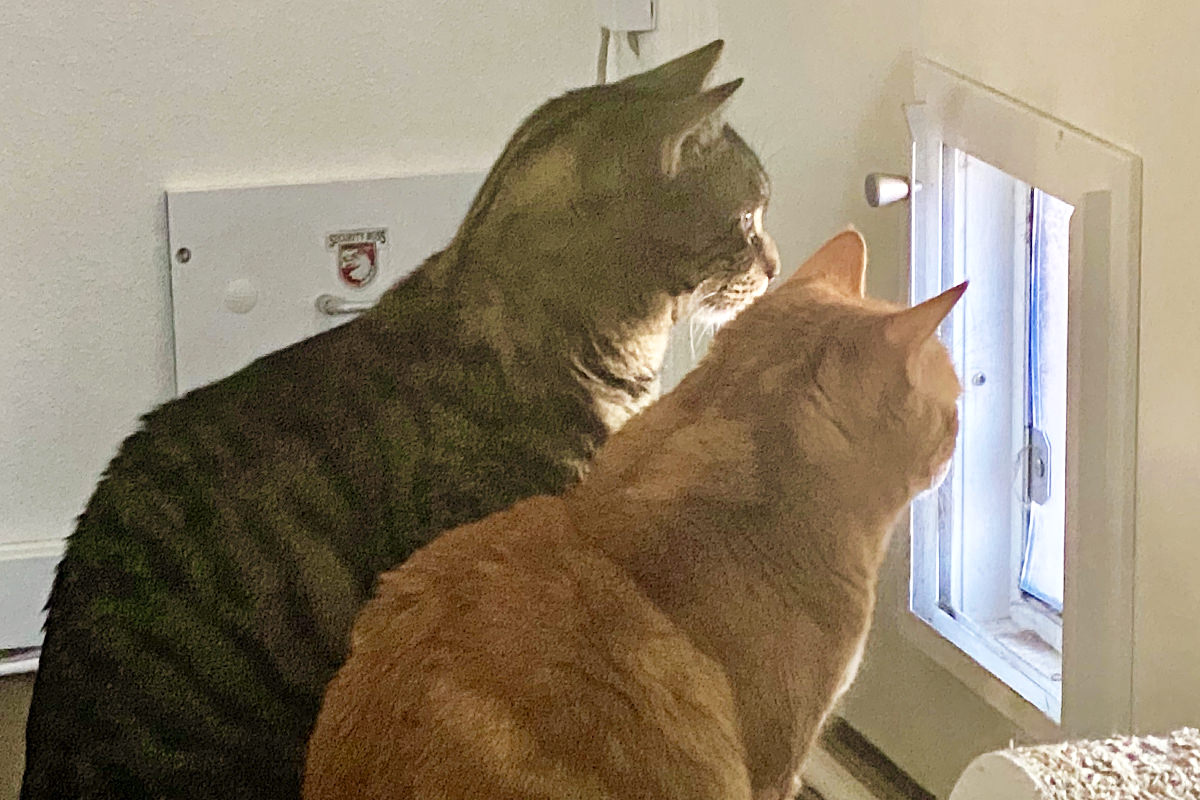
[740,208,762,249]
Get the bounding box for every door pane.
[1019,190,1073,611]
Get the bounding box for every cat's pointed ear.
[791,229,868,297]
[658,79,743,176]
[619,39,725,96]
[885,282,968,350]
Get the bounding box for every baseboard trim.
[806,718,936,800]
[805,744,883,800]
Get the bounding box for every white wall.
[713,2,916,304]
[0,1,600,551]
[0,0,599,790]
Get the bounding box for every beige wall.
[715,2,916,303]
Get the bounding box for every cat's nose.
[761,233,780,281]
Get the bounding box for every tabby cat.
[21,40,779,800]
[303,230,966,800]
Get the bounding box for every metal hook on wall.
[315,294,374,316]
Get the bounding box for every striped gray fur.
[20,40,779,800]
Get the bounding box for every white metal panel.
[166,172,485,394]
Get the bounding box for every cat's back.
[60,273,458,558]
[48,312,389,601]
[304,494,752,800]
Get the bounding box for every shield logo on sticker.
[327,228,387,289]
[338,242,378,288]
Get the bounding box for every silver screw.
[971,371,987,386]
[175,247,192,264]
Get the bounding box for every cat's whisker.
[689,315,703,359]
[693,284,724,312]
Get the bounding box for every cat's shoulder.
[391,494,571,567]
[368,495,575,609]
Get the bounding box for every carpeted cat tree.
[950,728,1200,799]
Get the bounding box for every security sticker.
[327,228,387,289]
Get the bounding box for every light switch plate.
[595,0,655,31]
[166,172,485,394]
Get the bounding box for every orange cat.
[303,230,965,800]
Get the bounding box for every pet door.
[885,59,1140,737]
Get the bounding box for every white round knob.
[224,279,258,314]
[865,173,912,207]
